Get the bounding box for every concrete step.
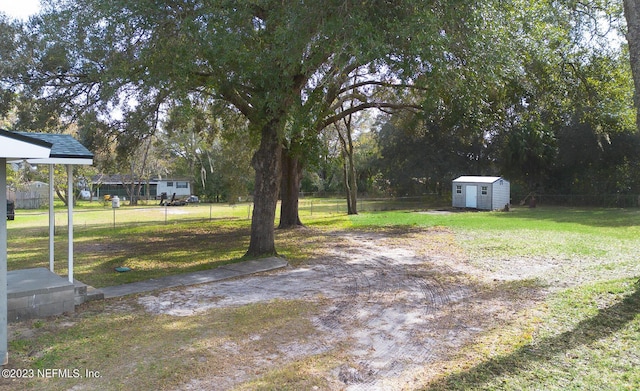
[73,280,104,305]
[85,286,104,302]
[8,268,75,322]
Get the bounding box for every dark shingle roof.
[14,132,93,159]
[0,129,53,149]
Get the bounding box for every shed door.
[465,185,477,208]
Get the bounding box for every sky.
[0,0,40,20]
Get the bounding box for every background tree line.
[1,0,639,256]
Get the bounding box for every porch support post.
[67,164,73,283]
[49,164,55,272]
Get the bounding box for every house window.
[481,186,488,195]
[456,185,462,194]
[166,181,173,187]
[176,182,188,189]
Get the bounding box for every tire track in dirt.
[139,229,480,390]
[316,232,470,390]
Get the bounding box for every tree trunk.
[246,121,282,257]
[279,148,304,229]
[337,122,358,215]
[347,151,358,215]
[55,187,68,206]
[342,154,352,212]
[624,0,640,128]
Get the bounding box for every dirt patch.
[132,228,546,390]
[4,227,553,390]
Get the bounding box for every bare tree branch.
[320,101,422,130]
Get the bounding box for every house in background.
[92,175,192,200]
[156,179,192,198]
[452,176,510,211]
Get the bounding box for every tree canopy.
[1,0,635,254]
[7,0,505,256]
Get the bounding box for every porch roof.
[10,131,93,165]
[0,129,52,159]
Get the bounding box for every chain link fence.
[9,195,451,229]
[511,193,640,208]
[9,192,639,230]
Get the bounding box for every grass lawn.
[419,277,640,390]
[7,202,311,287]
[2,203,639,390]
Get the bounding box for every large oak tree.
[12,0,499,256]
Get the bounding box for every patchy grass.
[7,204,341,287]
[349,206,640,236]
[350,207,640,274]
[8,219,252,287]
[232,353,344,391]
[3,299,323,391]
[420,278,640,390]
[3,204,640,390]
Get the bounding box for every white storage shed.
[452,176,510,210]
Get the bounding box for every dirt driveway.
[135,228,546,390]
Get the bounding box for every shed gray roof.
[453,176,506,184]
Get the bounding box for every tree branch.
[319,101,422,130]
[337,80,428,95]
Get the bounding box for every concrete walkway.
[100,257,288,299]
